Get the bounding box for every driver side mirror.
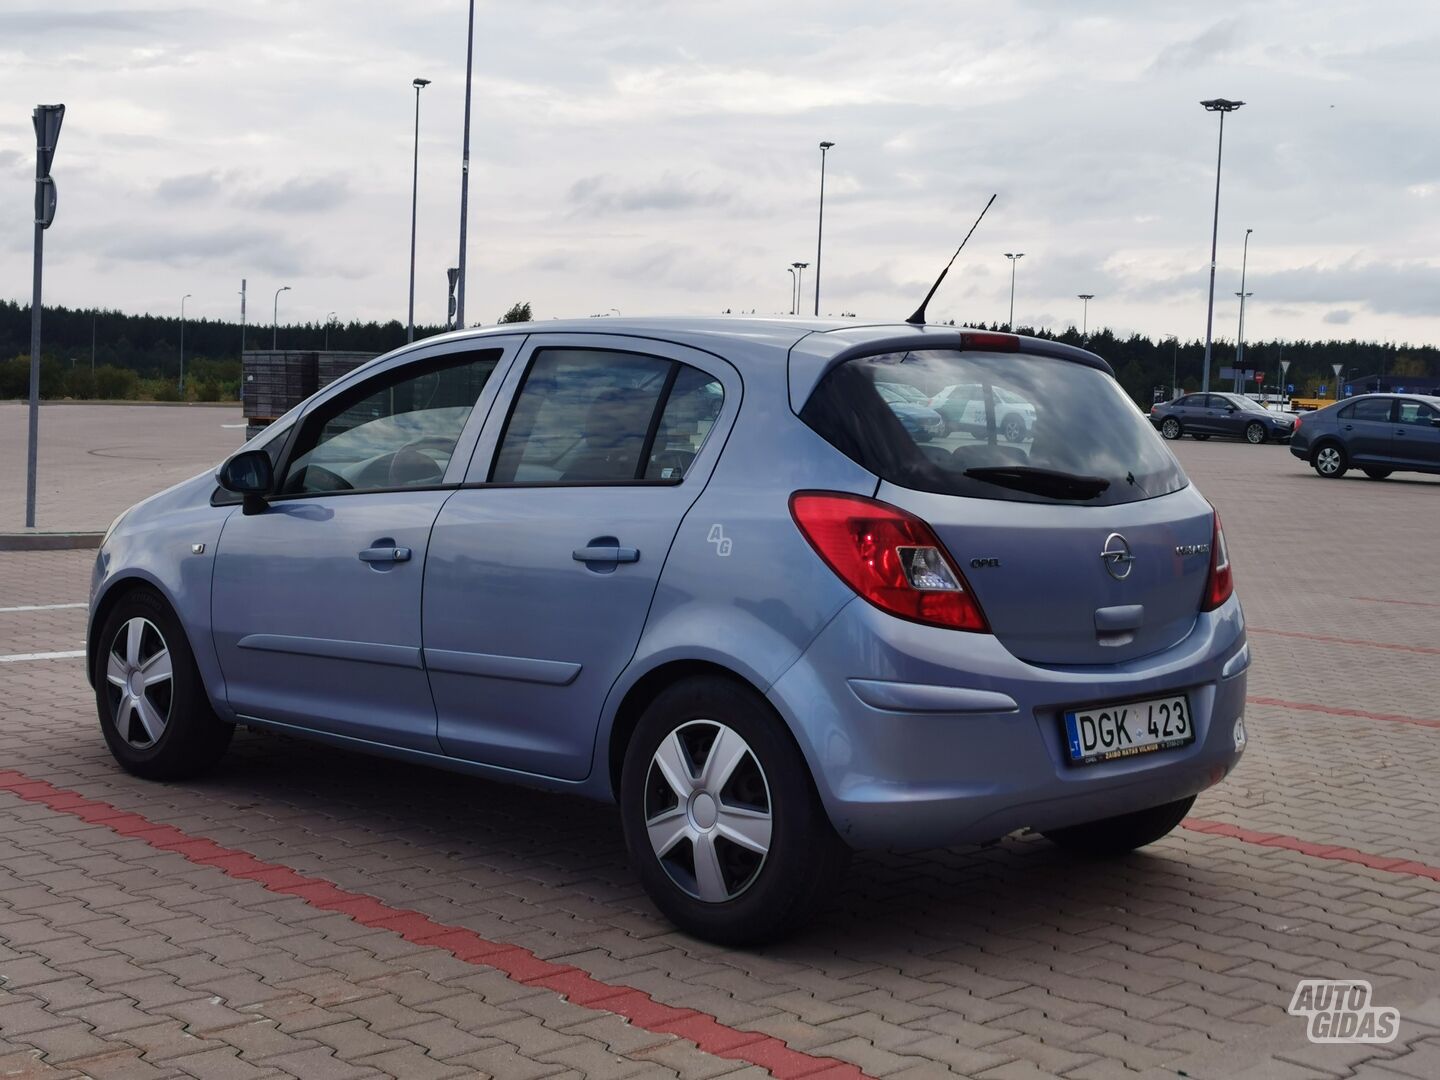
[1431,416,1440,428]
[1225,405,1237,413]
[218,449,273,515]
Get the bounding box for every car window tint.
[644,365,723,480]
[802,349,1187,506]
[491,348,678,484]
[1398,401,1436,425]
[1349,398,1392,422]
[282,350,499,495]
[1175,396,1197,407]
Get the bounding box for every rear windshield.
[801,349,1188,505]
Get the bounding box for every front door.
[211,346,507,751]
[423,335,736,780]
[1392,399,1440,468]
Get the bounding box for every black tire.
[1362,467,1392,480]
[1245,421,1267,445]
[1160,417,1182,440]
[1193,434,1211,441]
[1042,795,1195,856]
[1001,414,1025,442]
[1313,441,1349,478]
[620,676,850,946]
[93,587,232,780]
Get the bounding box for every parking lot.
[3,419,1439,1080]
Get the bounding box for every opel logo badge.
[1101,532,1135,580]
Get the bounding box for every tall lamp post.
[1199,98,1245,393]
[273,286,290,350]
[25,103,64,529]
[1077,293,1094,337]
[325,311,336,351]
[813,141,834,315]
[792,262,808,315]
[408,77,431,343]
[455,0,476,329]
[1233,226,1253,391]
[179,294,192,393]
[787,267,797,315]
[1004,253,1024,330]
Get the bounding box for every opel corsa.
[89,318,1249,944]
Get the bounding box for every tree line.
[2,298,1434,405]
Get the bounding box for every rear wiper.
[963,466,1111,500]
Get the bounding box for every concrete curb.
[0,532,105,552]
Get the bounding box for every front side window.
[282,350,499,495]
[802,349,1187,505]
[490,348,723,484]
[1397,400,1437,425]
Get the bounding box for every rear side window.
[490,348,722,484]
[1342,398,1392,422]
[801,349,1187,505]
[1397,401,1435,425]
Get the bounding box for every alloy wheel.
[644,720,773,903]
[1316,447,1343,475]
[1246,423,1265,444]
[104,617,173,749]
[1161,418,1180,440]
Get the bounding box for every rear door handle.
[359,546,412,563]
[573,545,640,564]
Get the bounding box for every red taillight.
[1201,512,1233,611]
[789,491,988,631]
[1293,415,1303,431]
[959,331,1019,352]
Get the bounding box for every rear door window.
[1348,398,1393,422]
[801,349,1187,505]
[1397,401,1436,425]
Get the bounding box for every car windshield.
[1229,395,1267,412]
[801,349,1188,505]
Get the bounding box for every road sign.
[1255,371,1264,383]
[1344,384,1353,396]
[1287,383,1295,393]
[1319,385,1327,396]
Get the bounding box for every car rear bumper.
[767,596,1248,850]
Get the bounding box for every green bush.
[94,365,139,399]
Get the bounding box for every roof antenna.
[906,193,997,325]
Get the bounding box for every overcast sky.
[3,1,1439,345]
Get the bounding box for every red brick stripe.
[1248,695,1440,730]
[1348,595,1440,609]
[0,769,870,1080]
[1182,818,1440,883]
[1248,627,1440,655]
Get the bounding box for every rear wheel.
[1043,795,1195,856]
[1160,418,1182,440]
[1001,414,1025,442]
[1362,467,1392,480]
[620,676,849,945]
[1245,421,1267,444]
[94,588,232,780]
[1313,443,1348,478]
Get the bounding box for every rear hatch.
[799,340,1214,665]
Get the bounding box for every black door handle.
[573,545,640,564]
[359,546,412,563]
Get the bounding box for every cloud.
[1323,309,1354,325]
[155,170,225,203]
[242,175,352,214]
[90,224,310,276]
[0,10,163,35]
[1149,18,1242,71]
[568,173,735,214]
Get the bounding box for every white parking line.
[0,603,87,613]
[0,650,87,663]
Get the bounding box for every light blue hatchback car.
[89,318,1249,943]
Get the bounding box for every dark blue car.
[1150,392,1294,444]
[1289,394,1440,479]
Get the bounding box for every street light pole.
[1077,294,1094,337]
[792,262,808,316]
[408,77,431,343]
[1234,226,1253,391]
[787,267,797,314]
[179,294,191,394]
[25,103,64,530]
[273,286,290,350]
[1199,98,1245,393]
[1004,253,1024,330]
[813,141,834,316]
[455,0,475,329]
[325,311,336,351]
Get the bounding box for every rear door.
[1393,399,1440,468]
[422,335,739,779]
[1339,397,1395,462]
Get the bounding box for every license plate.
[1063,694,1194,765]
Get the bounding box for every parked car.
[89,319,1248,944]
[1289,393,1440,479]
[1150,392,1294,444]
[874,382,944,441]
[931,382,1036,441]
[876,380,933,406]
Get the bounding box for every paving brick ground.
[2,423,1439,1079]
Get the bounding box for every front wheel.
[1245,421,1267,444]
[94,588,233,780]
[1193,434,1211,441]
[1362,467,1392,480]
[1313,443,1349,478]
[1160,418,1182,440]
[620,676,849,945]
[1042,795,1195,856]
[1001,414,1026,442]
